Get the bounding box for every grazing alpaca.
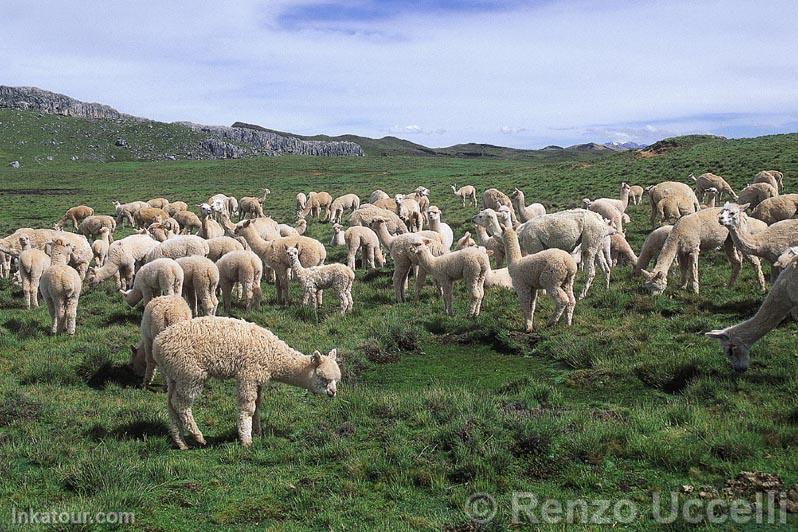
[451,184,477,207]
[628,185,644,205]
[706,253,798,372]
[286,246,355,316]
[153,317,340,448]
[410,239,489,317]
[500,222,577,332]
[689,172,737,201]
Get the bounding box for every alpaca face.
[644,272,667,295]
[472,209,495,228]
[718,203,741,227]
[706,330,750,372]
[310,350,341,397]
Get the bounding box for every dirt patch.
[0,188,80,196]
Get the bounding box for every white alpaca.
[120,258,184,308]
[39,238,82,335]
[510,188,546,222]
[176,256,220,316]
[153,317,340,448]
[91,227,112,267]
[426,205,454,250]
[129,295,192,386]
[215,250,263,313]
[286,246,354,315]
[88,234,159,290]
[17,234,50,309]
[329,193,361,224]
[331,224,385,270]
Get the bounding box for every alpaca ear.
[328,348,338,362]
[311,351,322,367]
[242,220,251,227]
[739,203,750,211]
[705,330,729,341]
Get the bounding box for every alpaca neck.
[652,229,680,275]
[429,217,441,232]
[218,213,236,236]
[269,351,315,389]
[619,187,630,210]
[260,191,269,202]
[415,246,438,271]
[288,256,305,277]
[374,223,395,249]
[513,192,526,212]
[486,218,503,238]
[728,287,794,348]
[240,226,272,257]
[501,226,522,265]
[474,225,490,245]
[726,220,764,257]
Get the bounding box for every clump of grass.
[0,392,42,426]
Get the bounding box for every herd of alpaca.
[1,169,796,448]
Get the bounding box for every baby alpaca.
[410,239,489,317]
[92,227,112,267]
[120,258,184,308]
[39,238,82,334]
[215,250,263,313]
[334,224,384,270]
[153,316,340,448]
[286,246,354,315]
[329,193,361,224]
[451,184,477,207]
[176,256,220,316]
[629,185,644,205]
[130,295,192,386]
[17,234,51,309]
[426,205,454,250]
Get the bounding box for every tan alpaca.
[147,197,170,210]
[0,228,92,280]
[172,210,202,234]
[331,224,385,270]
[153,316,340,448]
[54,205,94,230]
[88,234,159,290]
[706,253,798,372]
[410,239,489,316]
[91,227,112,267]
[113,200,148,227]
[130,295,192,386]
[216,250,263,313]
[77,215,116,240]
[144,235,210,263]
[286,246,355,315]
[394,194,423,232]
[329,193,361,224]
[451,184,477,207]
[689,172,737,201]
[18,235,50,309]
[369,217,445,302]
[176,256,220,316]
[234,220,326,305]
[719,202,798,279]
[239,189,271,219]
[628,185,644,205]
[641,207,765,295]
[369,190,390,203]
[198,204,225,239]
[500,222,577,332]
[738,182,778,209]
[752,170,784,192]
[510,188,546,222]
[133,206,168,228]
[300,191,333,221]
[120,258,184,308]
[39,238,82,335]
[482,188,517,222]
[750,194,798,225]
[633,226,673,276]
[349,204,408,234]
[166,201,188,216]
[646,181,700,227]
[206,236,244,262]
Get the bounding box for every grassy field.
[0,133,797,529]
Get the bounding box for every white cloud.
[1,0,797,147]
[387,125,446,135]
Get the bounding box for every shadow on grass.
[4,318,43,339]
[103,311,140,326]
[89,418,170,441]
[77,351,142,389]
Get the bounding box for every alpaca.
[144,235,210,263]
[333,224,385,270]
[426,205,453,250]
[510,188,546,222]
[584,198,625,234]
[689,172,737,201]
[373,197,398,212]
[286,246,355,315]
[395,194,423,232]
[91,227,112,267]
[120,258,184,308]
[277,218,307,237]
[500,222,576,332]
[239,189,271,219]
[166,201,189,217]
[476,208,610,299]
[39,238,82,335]
[646,181,700,227]
[706,253,797,372]
[655,195,696,225]
[632,226,673,276]
[590,182,632,215]
[451,184,477,207]
[349,204,408,234]
[208,194,238,218]
[628,185,644,205]
[17,235,50,309]
[77,215,116,241]
[234,220,326,305]
[133,207,169,228]
[738,182,778,209]
[147,197,170,210]
[700,187,719,209]
[130,295,192,386]
[54,205,94,230]
[176,256,220,316]
[172,210,202,234]
[153,316,340,449]
[609,232,638,267]
[113,200,148,227]
[482,188,517,222]
[198,204,225,239]
[329,193,361,224]
[300,191,333,221]
[206,236,245,262]
[0,228,92,280]
[719,202,798,280]
[410,239,489,316]
[750,194,798,225]
[87,234,159,289]
[752,170,784,192]
[217,210,280,241]
[474,222,505,268]
[216,250,263,313]
[369,217,445,302]
[640,207,764,295]
[295,192,307,215]
[369,190,390,203]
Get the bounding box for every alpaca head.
[409,238,434,255]
[510,187,522,200]
[472,208,497,229]
[262,188,271,195]
[456,232,475,249]
[285,246,300,263]
[718,202,748,228]
[582,198,592,209]
[705,329,751,372]
[332,223,342,234]
[308,349,341,397]
[415,186,429,196]
[18,234,31,249]
[368,217,386,230]
[620,182,631,192]
[774,247,798,269]
[129,343,146,377]
[496,206,513,229]
[427,206,441,222]
[641,270,667,295]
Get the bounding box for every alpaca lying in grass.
[410,238,489,317]
[153,316,340,448]
[286,246,355,316]
[706,252,798,372]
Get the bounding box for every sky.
[2,0,798,148]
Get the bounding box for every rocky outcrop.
[0,85,364,158]
[0,86,137,121]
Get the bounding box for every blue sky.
[3,0,797,148]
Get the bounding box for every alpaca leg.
[165,381,189,450]
[21,277,32,310]
[221,280,233,314]
[54,300,67,333]
[339,289,348,314]
[688,252,700,294]
[44,296,56,333]
[252,385,264,437]
[722,240,742,287]
[346,281,354,312]
[414,266,428,299]
[242,281,254,310]
[597,251,611,289]
[393,263,410,302]
[64,297,78,335]
[517,287,534,332]
[236,380,258,447]
[171,381,206,446]
[678,253,689,288]
[365,245,375,270]
[441,280,453,316]
[546,286,569,326]
[578,251,596,300]
[316,289,323,307]
[564,274,576,326]
[744,254,766,292]
[347,249,356,270]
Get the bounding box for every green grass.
[1,132,797,529]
